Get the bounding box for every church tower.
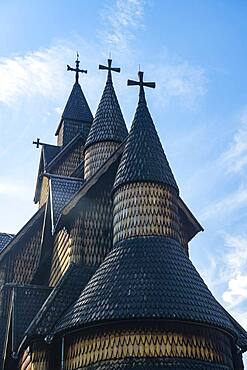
[55,55,93,147]
[53,72,240,370]
[1,62,246,370]
[84,59,128,179]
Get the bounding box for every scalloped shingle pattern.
[55,236,235,335]
[27,264,96,337]
[12,285,52,353]
[50,176,84,227]
[114,91,178,193]
[0,233,14,251]
[62,83,93,122]
[84,77,128,149]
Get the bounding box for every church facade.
[0,56,246,370]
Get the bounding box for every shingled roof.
[26,264,95,339]
[84,64,128,149]
[113,84,178,193]
[0,233,14,252]
[11,285,52,355]
[75,358,231,370]
[43,144,60,167]
[49,175,84,229]
[54,236,236,336]
[62,82,92,123]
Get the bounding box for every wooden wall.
[113,182,181,245]
[64,324,233,370]
[49,228,71,287]
[84,141,119,179]
[52,141,84,177]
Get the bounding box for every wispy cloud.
[0,179,33,198]
[218,233,247,308]
[200,185,247,221]
[0,42,70,105]
[100,0,145,51]
[0,39,103,107]
[223,274,247,306]
[221,107,247,175]
[150,61,207,109]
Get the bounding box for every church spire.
[113,70,178,193]
[84,58,128,179]
[54,73,237,365]
[55,55,93,147]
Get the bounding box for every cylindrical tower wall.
[113,182,182,245]
[64,323,234,370]
[84,141,119,179]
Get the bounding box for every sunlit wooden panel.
[64,327,233,369]
[84,141,119,179]
[49,227,71,287]
[113,182,181,244]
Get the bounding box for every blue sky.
[1,0,247,363]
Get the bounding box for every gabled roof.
[45,132,85,173]
[49,174,84,230]
[43,144,60,167]
[34,144,60,204]
[11,284,52,355]
[0,233,14,252]
[25,264,95,340]
[55,82,93,136]
[54,236,236,337]
[84,69,127,149]
[34,133,86,204]
[0,206,45,262]
[113,86,179,193]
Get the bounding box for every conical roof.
[113,86,178,193]
[55,236,235,336]
[84,70,128,149]
[61,82,93,123]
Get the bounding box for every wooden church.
[0,55,246,370]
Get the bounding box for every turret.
[54,71,237,370]
[55,55,93,147]
[113,71,181,245]
[83,59,128,179]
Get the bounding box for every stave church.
[0,55,247,370]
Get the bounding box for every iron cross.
[127,71,156,90]
[33,138,45,148]
[99,59,120,74]
[67,53,87,84]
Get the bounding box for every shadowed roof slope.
[113,85,178,193]
[55,236,235,335]
[84,64,128,149]
[49,175,84,229]
[74,357,232,370]
[26,264,95,339]
[55,82,93,137]
[11,285,52,354]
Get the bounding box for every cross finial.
[127,71,156,93]
[33,138,45,148]
[67,53,87,84]
[99,58,120,81]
